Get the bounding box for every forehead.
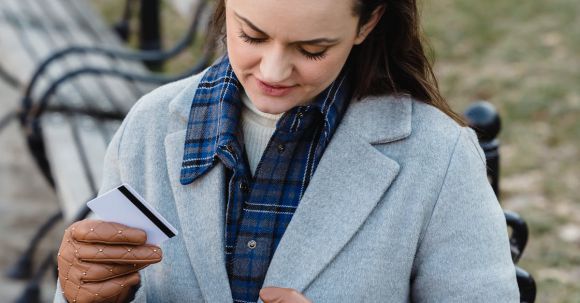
[227,0,358,37]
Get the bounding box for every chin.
[253,99,287,115]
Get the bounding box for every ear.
[354,5,385,45]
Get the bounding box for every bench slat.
[1,0,56,73]
[3,0,89,112]
[27,0,137,114]
[66,0,158,96]
[0,0,156,109]
[0,6,37,83]
[53,0,157,111]
[41,113,121,220]
[41,114,97,220]
[39,0,139,110]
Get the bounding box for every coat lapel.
[261,121,401,294]
[261,96,412,295]
[164,129,233,302]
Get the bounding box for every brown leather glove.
[57,219,162,303]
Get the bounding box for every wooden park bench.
[0,0,215,301]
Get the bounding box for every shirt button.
[247,240,257,249]
[224,144,234,153]
[239,182,249,192]
[297,112,304,118]
[277,144,285,153]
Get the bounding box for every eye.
[299,48,328,61]
[238,30,266,45]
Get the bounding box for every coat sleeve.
[53,117,147,303]
[411,128,519,302]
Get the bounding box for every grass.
[90,0,580,302]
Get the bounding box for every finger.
[70,220,147,245]
[58,226,76,266]
[74,241,162,264]
[58,229,159,282]
[57,227,81,286]
[77,260,149,283]
[260,287,286,302]
[260,287,312,303]
[66,272,141,303]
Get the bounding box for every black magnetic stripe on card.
[118,185,176,238]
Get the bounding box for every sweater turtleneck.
[240,92,283,176]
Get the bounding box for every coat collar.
[164,76,412,301]
[340,94,413,144]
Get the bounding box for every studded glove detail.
[57,220,162,303]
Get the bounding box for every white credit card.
[87,183,178,245]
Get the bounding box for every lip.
[256,78,296,97]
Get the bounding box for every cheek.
[225,28,259,71]
[296,54,348,89]
[297,64,327,86]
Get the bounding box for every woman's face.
[225,0,368,114]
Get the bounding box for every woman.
[55,0,519,302]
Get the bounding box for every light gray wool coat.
[55,70,519,302]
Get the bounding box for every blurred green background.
[91,0,580,302]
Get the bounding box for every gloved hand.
[57,219,162,303]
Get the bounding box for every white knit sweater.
[240,93,283,176]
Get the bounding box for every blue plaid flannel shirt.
[180,57,350,302]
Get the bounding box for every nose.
[259,45,292,84]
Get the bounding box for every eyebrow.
[234,12,340,45]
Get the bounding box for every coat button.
[247,240,257,249]
[239,182,249,192]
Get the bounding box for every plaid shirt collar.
[180,56,350,185]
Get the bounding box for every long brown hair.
[208,0,465,125]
